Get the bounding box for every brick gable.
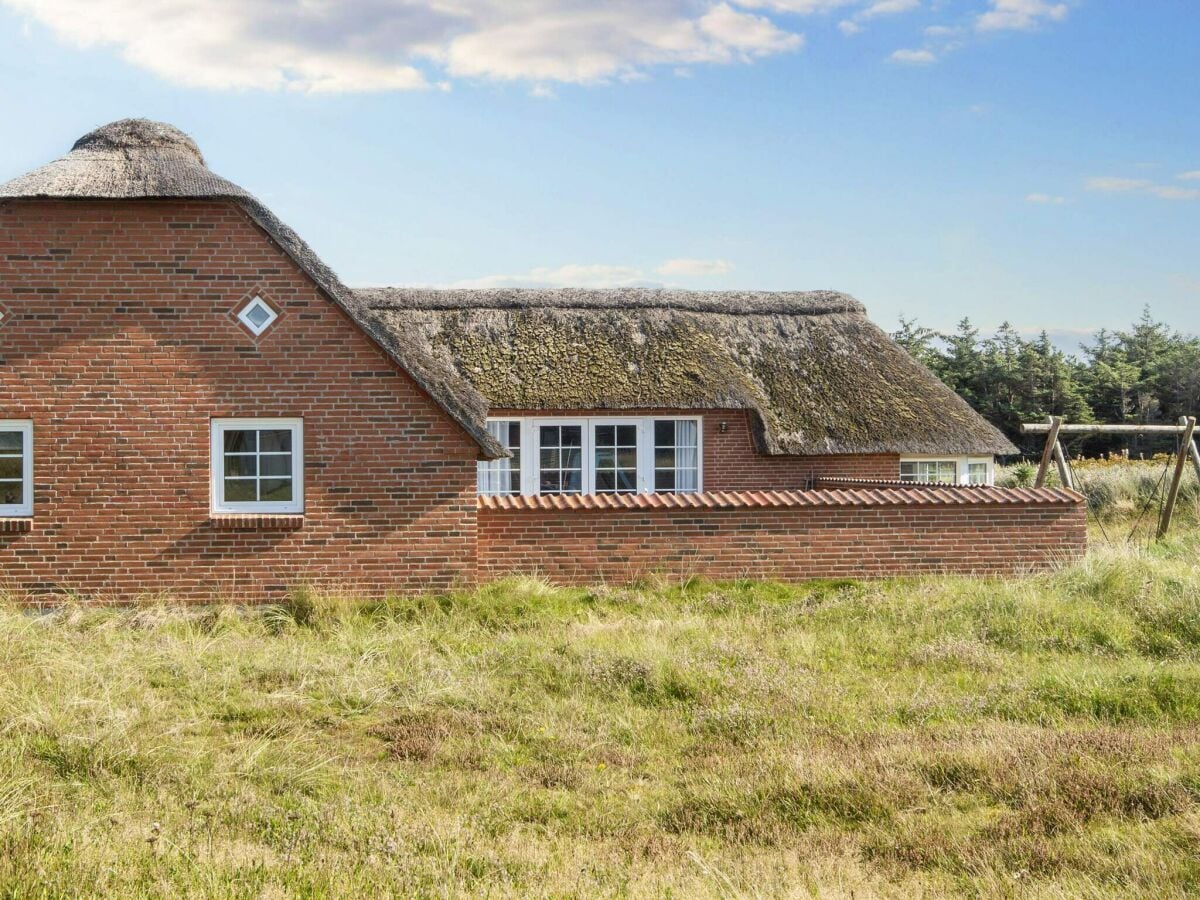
[0,199,480,602]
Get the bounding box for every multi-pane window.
[594,423,639,493]
[478,420,522,496]
[0,421,32,517]
[654,419,700,493]
[211,419,303,514]
[537,423,584,495]
[480,416,702,497]
[900,460,958,484]
[900,458,994,486]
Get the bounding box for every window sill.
[0,518,32,533]
[209,514,304,532]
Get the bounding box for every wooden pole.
[1035,416,1062,489]
[1191,434,1200,484]
[1158,416,1197,539]
[1053,439,1074,490]
[1022,423,1192,434]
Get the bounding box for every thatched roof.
[0,119,504,459]
[1,119,1015,459]
[361,288,1018,457]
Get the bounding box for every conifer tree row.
[892,306,1200,456]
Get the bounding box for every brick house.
[0,119,1084,602]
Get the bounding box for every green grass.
[3,529,1200,896]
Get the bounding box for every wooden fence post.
[1158,416,1198,539]
[1035,415,1062,489]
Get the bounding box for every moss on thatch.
[363,289,1017,457]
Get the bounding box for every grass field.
[3,485,1200,895]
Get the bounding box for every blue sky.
[0,0,1196,347]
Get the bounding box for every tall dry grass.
[2,529,1200,895]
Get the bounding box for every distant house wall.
[477,489,1087,584]
[488,407,900,489]
[0,199,481,602]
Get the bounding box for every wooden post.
[1053,439,1074,490]
[1035,416,1062,488]
[1158,416,1197,539]
[1191,433,1200,484]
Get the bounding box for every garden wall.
[477,486,1087,584]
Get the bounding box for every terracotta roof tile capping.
[478,486,1081,511]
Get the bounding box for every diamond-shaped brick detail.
[234,293,280,337]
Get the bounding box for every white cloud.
[1148,185,1200,201]
[1085,176,1153,193]
[837,18,862,34]
[859,0,919,19]
[889,48,937,64]
[1026,193,1068,205]
[448,264,659,290]
[1178,171,1200,182]
[1086,175,1200,201]
[655,258,735,277]
[2,0,805,93]
[977,0,1068,32]
[447,257,736,288]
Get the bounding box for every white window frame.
[0,420,33,517]
[211,418,304,514]
[478,419,524,496]
[478,416,703,497]
[899,455,994,486]
[531,418,589,495]
[237,295,278,337]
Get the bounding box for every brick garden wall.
[0,199,483,603]
[477,489,1087,584]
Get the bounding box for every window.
[478,420,522,496]
[481,416,702,497]
[900,457,994,486]
[900,459,958,484]
[654,419,700,493]
[237,295,278,336]
[0,421,32,517]
[211,419,303,514]
[537,422,585,495]
[593,423,639,494]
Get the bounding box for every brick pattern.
[488,407,900,489]
[478,489,1086,583]
[0,199,482,603]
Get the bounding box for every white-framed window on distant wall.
[211,418,304,514]
[0,421,33,517]
[476,416,703,497]
[899,456,994,486]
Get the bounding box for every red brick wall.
[488,408,900,488]
[0,199,482,603]
[477,492,1087,584]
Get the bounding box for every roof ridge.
[356,287,866,317]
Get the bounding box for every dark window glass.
[260,479,293,502]
[259,430,292,453]
[224,479,257,501]
[223,455,257,477]
[224,430,256,453]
